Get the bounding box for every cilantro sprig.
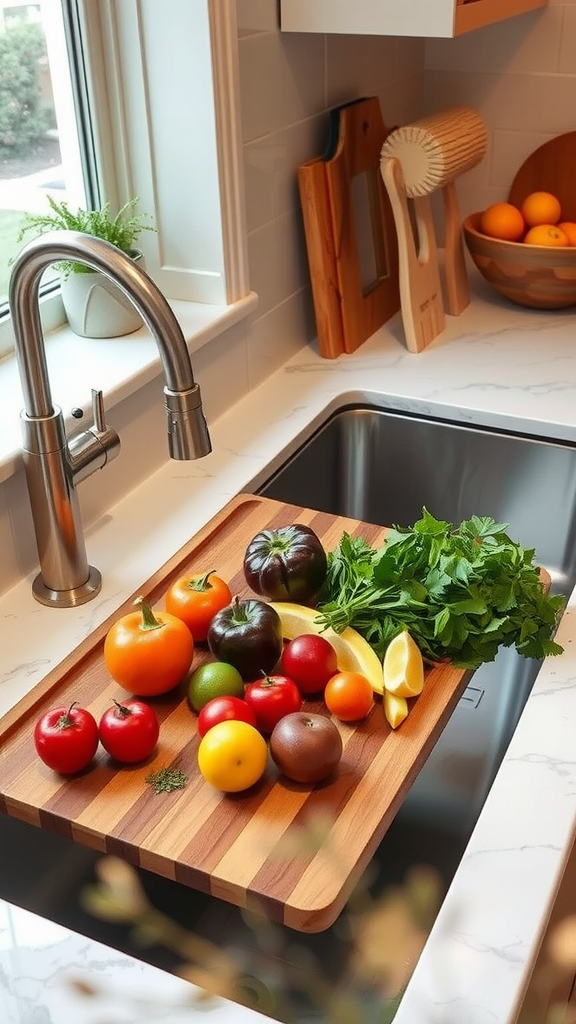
[316,509,565,670]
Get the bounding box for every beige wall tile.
[247,210,309,318]
[243,115,326,233]
[238,30,326,143]
[560,4,576,70]
[490,129,557,191]
[246,292,315,389]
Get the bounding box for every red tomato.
[165,571,232,642]
[197,695,257,738]
[98,699,159,764]
[34,702,99,775]
[280,634,338,696]
[244,673,302,734]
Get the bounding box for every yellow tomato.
[197,720,268,792]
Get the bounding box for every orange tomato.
[520,191,562,228]
[165,570,232,642]
[104,596,194,696]
[479,202,524,242]
[523,224,569,247]
[324,671,374,722]
[558,222,576,247]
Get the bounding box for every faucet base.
[32,566,102,608]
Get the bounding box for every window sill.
[0,292,258,486]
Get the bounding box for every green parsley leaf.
[317,507,565,670]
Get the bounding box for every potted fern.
[15,196,155,338]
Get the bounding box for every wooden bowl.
[463,212,576,309]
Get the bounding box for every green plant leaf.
[317,507,566,668]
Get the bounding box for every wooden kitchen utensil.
[298,96,400,359]
[508,131,576,222]
[380,106,488,352]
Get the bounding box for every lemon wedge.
[382,630,424,698]
[269,601,384,694]
[383,690,409,730]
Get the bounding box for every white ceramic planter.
[60,252,144,338]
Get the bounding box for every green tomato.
[187,661,244,712]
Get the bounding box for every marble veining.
[3,282,576,1021]
[0,902,267,1024]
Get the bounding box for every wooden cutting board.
[508,132,576,222]
[298,96,400,359]
[0,494,472,933]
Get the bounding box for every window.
[0,0,248,357]
[0,1,87,319]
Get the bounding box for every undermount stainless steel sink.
[254,402,576,886]
[3,400,576,1020]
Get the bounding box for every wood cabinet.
[280,0,549,39]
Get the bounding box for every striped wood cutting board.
[0,494,472,932]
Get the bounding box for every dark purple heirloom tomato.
[243,523,327,604]
[207,597,283,681]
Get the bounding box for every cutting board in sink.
[0,494,473,933]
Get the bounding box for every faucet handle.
[69,388,121,483]
[91,389,107,434]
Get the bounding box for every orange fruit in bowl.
[520,191,562,228]
[479,202,525,242]
[558,222,576,246]
[523,224,569,247]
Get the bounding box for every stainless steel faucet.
[9,230,212,608]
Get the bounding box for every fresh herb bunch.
[316,508,565,670]
[14,195,155,277]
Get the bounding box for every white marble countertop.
[0,900,270,1024]
[2,279,576,1023]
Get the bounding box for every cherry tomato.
[165,570,232,642]
[197,695,257,738]
[244,673,302,734]
[324,671,374,722]
[34,702,99,774]
[104,595,194,696]
[99,699,160,763]
[280,634,338,696]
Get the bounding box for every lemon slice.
[269,601,384,694]
[382,630,424,698]
[383,690,409,730]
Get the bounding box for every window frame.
[0,0,249,354]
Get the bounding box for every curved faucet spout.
[9,229,212,607]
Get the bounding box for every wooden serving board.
[0,494,472,933]
[508,132,576,223]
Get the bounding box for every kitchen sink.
[254,402,576,882]
[2,399,576,1022]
